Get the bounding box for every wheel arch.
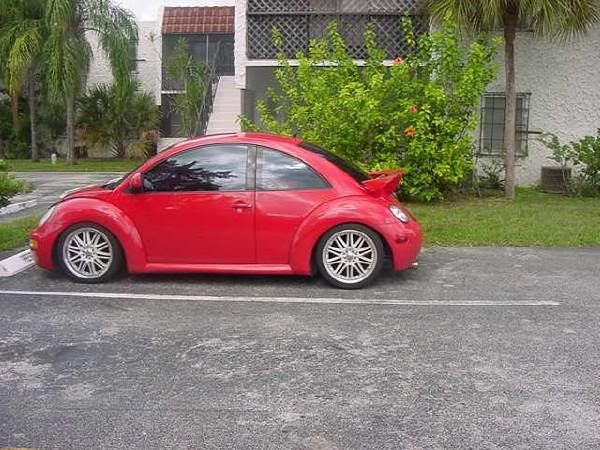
[308,222,393,275]
[49,199,146,273]
[289,197,396,275]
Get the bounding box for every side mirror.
[129,173,143,193]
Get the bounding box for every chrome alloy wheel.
[322,230,378,284]
[62,227,114,279]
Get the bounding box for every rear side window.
[257,147,329,191]
[144,145,248,192]
[299,142,369,183]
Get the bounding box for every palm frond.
[427,0,600,37]
[522,0,600,39]
[85,0,138,97]
[0,0,45,97]
[46,0,75,28]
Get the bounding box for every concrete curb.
[0,249,35,277]
[0,199,38,216]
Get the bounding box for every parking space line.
[0,290,560,306]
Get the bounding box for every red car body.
[30,133,422,280]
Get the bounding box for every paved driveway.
[1,247,599,449]
[1,172,124,222]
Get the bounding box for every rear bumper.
[380,219,423,271]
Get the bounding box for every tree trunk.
[66,94,76,165]
[10,95,19,131]
[503,16,518,200]
[28,80,39,162]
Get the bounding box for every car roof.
[132,132,366,195]
[177,132,303,148]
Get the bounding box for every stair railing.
[195,41,222,136]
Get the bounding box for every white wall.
[234,0,247,89]
[86,20,162,105]
[136,21,163,105]
[481,28,600,185]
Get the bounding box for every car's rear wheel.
[316,224,385,289]
[57,223,123,283]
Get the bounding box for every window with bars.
[479,93,531,157]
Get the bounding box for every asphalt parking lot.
[1,172,123,222]
[1,247,600,449]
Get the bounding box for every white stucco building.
[87,0,600,186]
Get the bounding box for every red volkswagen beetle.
[30,133,422,289]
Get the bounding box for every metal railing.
[195,41,222,136]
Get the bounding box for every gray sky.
[115,0,234,21]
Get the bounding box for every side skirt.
[141,263,295,275]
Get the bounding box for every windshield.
[299,142,370,182]
[102,144,179,189]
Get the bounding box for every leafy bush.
[0,98,31,159]
[0,159,24,207]
[539,131,600,196]
[77,79,159,159]
[241,19,497,201]
[477,160,505,191]
[128,129,159,160]
[571,129,600,195]
[0,140,30,159]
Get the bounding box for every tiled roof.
[162,6,235,34]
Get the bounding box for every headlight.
[39,206,56,226]
[389,205,409,223]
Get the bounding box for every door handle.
[232,201,253,209]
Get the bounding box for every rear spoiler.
[361,169,405,198]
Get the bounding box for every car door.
[122,144,255,265]
[254,146,338,264]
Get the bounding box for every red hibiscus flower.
[394,56,404,65]
[405,127,416,137]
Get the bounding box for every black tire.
[56,222,124,283]
[315,223,385,289]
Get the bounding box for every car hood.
[60,184,112,201]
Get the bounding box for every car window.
[144,145,248,192]
[257,147,329,191]
[299,141,369,182]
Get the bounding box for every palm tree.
[0,3,19,130]
[0,0,46,162]
[427,0,600,199]
[77,79,158,158]
[44,0,137,164]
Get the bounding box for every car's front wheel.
[57,223,123,283]
[316,224,385,289]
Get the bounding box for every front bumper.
[29,224,58,271]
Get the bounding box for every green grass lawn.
[0,215,40,251]
[407,188,600,247]
[6,158,142,172]
[0,189,598,252]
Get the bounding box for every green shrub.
[539,130,600,197]
[0,159,25,207]
[241,19,498,201]
[77,79,159,159]
[571,129,600,195]
[0,99,31,159]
